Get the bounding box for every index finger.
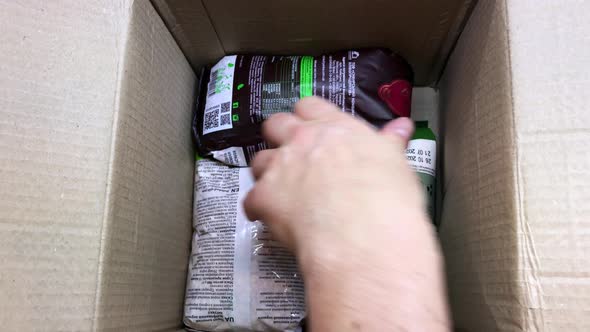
[294,96,347,121]
[262,112,301,147]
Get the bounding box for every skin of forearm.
[299,214,450,332]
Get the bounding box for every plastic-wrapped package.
[184,159,305,331]
[193,48,414,166]
[184,49,414,331]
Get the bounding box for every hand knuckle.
[292,124,313,141]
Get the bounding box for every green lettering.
[299,56,314,98]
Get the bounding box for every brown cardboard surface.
[440,0,590,331]
[0,1,126,329]
[152,0,474,85]
[439,1,520,329]
[0,0,195,330]
[506,1,590,330]
[94,0,196,330]
[2,0,589,331]
[151,0,224,71]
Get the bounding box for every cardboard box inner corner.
[1,0,588,330]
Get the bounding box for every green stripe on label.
[300,56,314,98]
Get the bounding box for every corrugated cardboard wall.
[151,0,473,85]
[0,1,128,329]
[151,0,224,72]
[0,0,196,330]
[441,0,590,331]
[94,1,195,330]
[507,1,590,330]
[3,0,588,330]
[439,1,521,330]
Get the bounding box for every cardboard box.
[0,0,588,331]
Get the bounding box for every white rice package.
[184,159,305,331]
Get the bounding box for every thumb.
[379,117,414,145]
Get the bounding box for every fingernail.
[392,118,413,139]
[393,126,411,139]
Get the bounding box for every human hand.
[244,96,431,260]
[243,97,449,331]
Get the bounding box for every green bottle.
[406,121,437,222]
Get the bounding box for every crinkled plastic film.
[184,159,305,331]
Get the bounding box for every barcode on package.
[203,102,232,135]
[207,70,219,96]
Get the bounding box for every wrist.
[296,211,439,277]
[295,214,450,331]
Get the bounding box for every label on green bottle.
[406,138,436,219]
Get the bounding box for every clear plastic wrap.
[184,159,305,331]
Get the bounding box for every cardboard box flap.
[0,0,195,330]
[0,1,128,329]
[94,0,195,330]
[507,0,590,329]
[152,0,474,85]
[440,0,590,330]
[439,1,521,329]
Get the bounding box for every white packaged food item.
[184,159,305,331]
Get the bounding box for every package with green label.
[406,121,437,221]
[193,48,414,166]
